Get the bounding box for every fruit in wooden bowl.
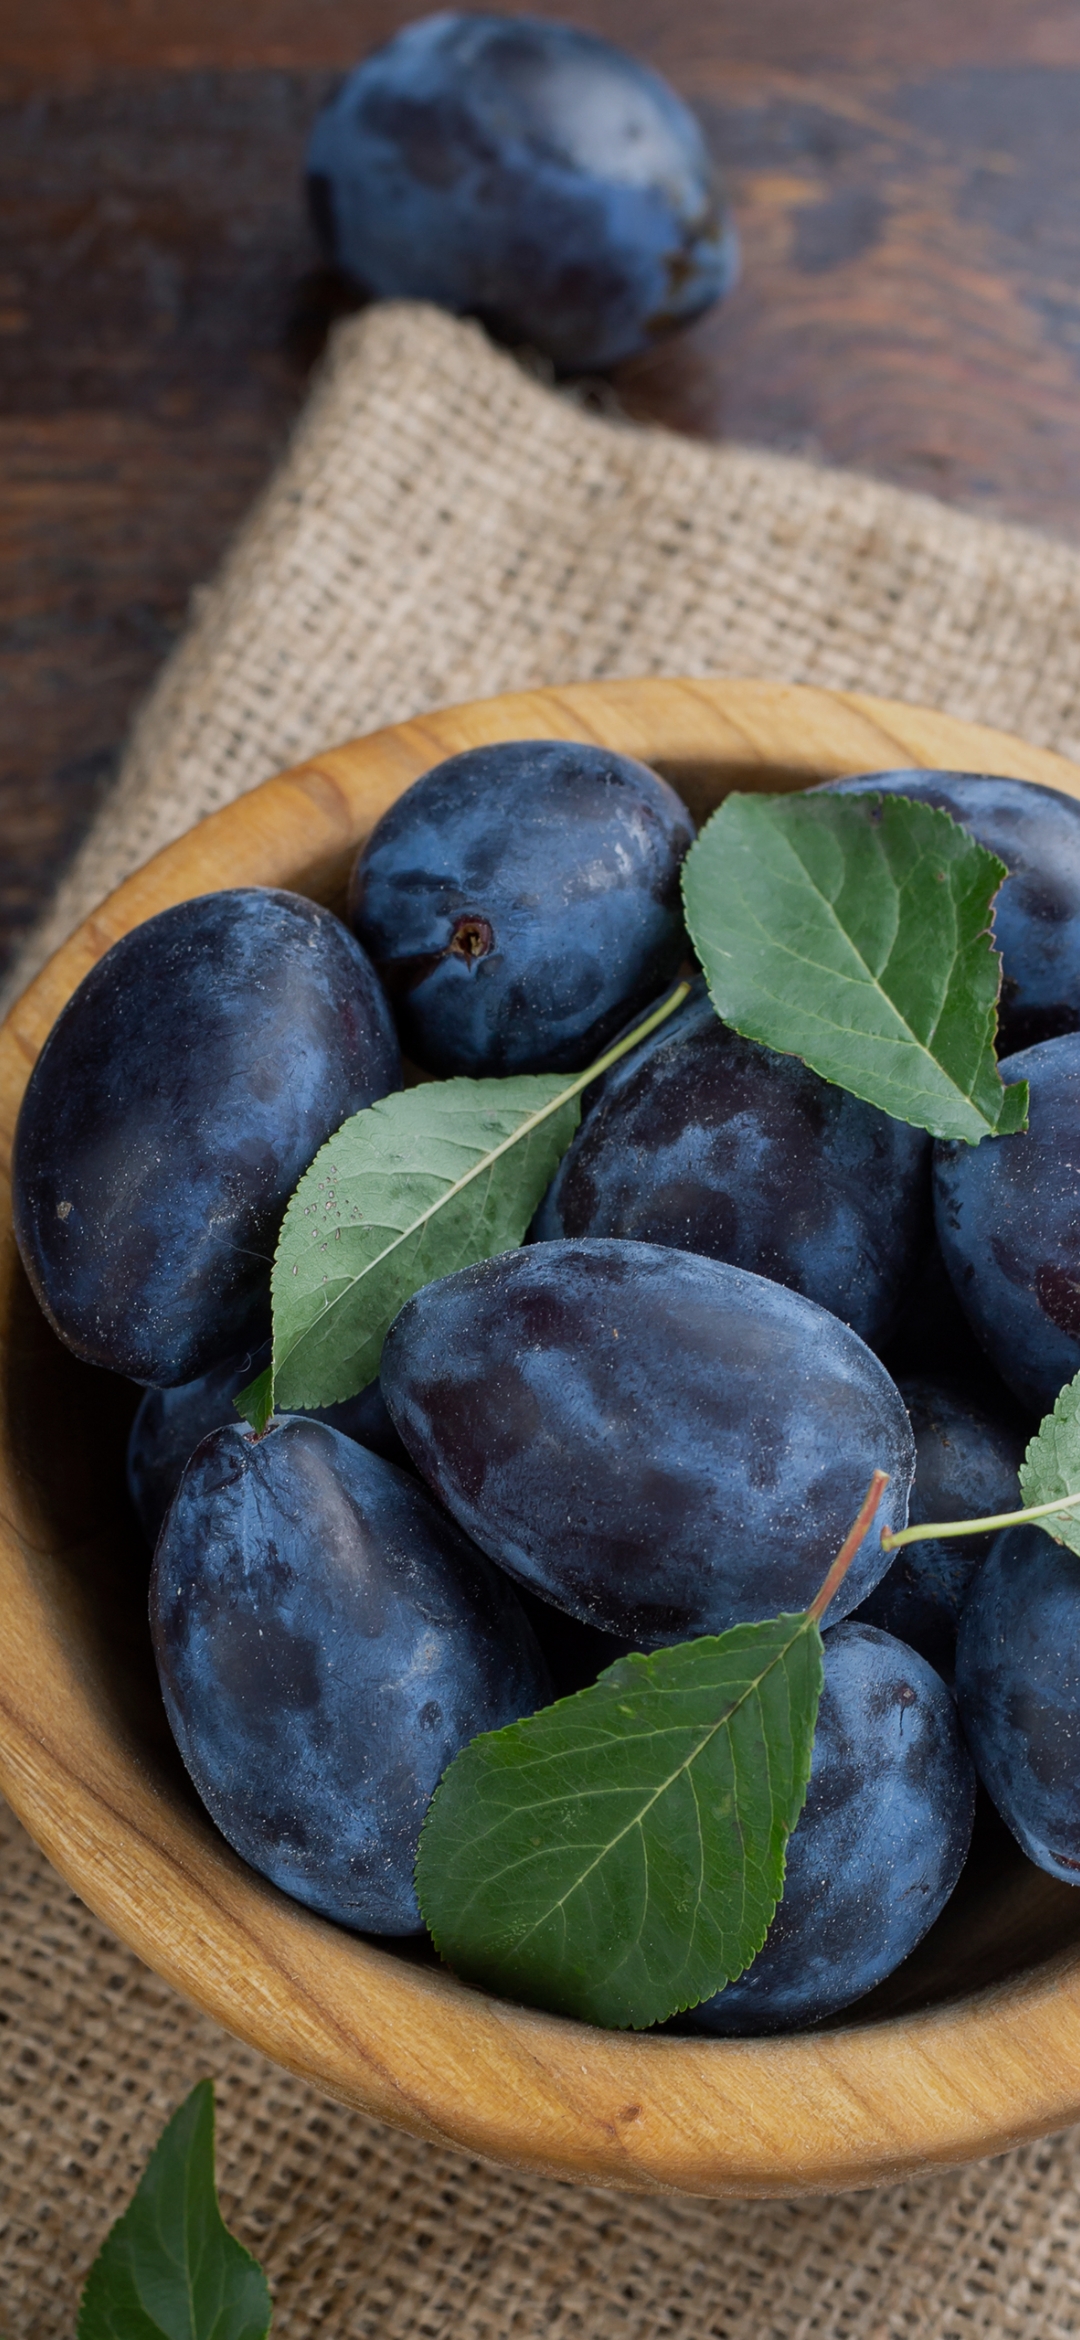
[5,675,1080,2199]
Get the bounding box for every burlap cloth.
[9,300,1080,2333]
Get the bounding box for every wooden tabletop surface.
[4,0,1080,985]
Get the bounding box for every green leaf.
[415,1615,823,2030]
[270,1074,581,1412]
[681,790,1029,1144]
[78,2080,271,2340]
[265,983,690,1414]
[415,1470,889,2032]
[234,1366,272,1435]
[1019,1371,1080,1557]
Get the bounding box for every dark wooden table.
[5,0,1080,983]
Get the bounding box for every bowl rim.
[5,672,1080,2202]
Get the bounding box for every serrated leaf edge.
[271,1079,575,1386]
[416,1616,821,2031]
[266,981,691,1416]
[1019,1368,1080,1553]
[76,2079,271,2340]
[682,792,1026,1143]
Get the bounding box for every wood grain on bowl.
[4,674,1080,2199]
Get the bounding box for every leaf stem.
[807,1471,891,1622]
[881,1491,1080,1551]
[565,979,693,1091]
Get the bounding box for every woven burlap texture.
[6,1797,1080,2340]
[11,296,1080,1005]
[9,298,1080,2335]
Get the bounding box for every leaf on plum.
[244,981,691,1422]
[234,1366,272,1435]
[77,2080,271,2340]
[267,1075,582,1413]
[681,790,1029,1144]
[415,1614,823,2031]
[1019,1371,1080,1557]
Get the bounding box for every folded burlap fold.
[7,301,1080,2336]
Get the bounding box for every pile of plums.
[14,739,1080,2033]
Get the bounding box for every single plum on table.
[127,1344,412,1546]
[151,1417,549,1934]
[933,1032,1080,1414]
[955,1525,1080,1882]
[12,889,400,1387]
[380,1238,914,1642]
[686,1622,975,2035]
[852,1374,1027,1680]
[348,739,694,1076]
[306,12,737,372]
[823,769,1080,1055]
[531,979,931,1350]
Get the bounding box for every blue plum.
[127,1343,412,1546]
[150,1416,549,1934]
[880,1231,1011,1392]
[686,1623,975,2035]
[852,1375,1027,1680]
[823,769,1080,1055]
[12,889,400,1386]
[348,739,695,1076]
[531,979,931,1349]
[955,1526,1080,1882]
[933,1032,1080,1414]
[513,1584,636,1697]
[380,1238,914,1640]
[306,13,736,372]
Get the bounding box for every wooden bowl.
[5,675,1080,2201]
